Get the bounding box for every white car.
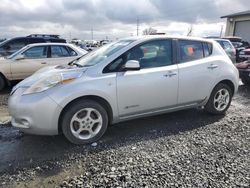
[0,43,87,90]
[9,36,239,144]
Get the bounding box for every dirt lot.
[0,85,249,188]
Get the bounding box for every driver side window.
[103,39,173,73]
[22,46,48,59]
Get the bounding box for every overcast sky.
[0,0,249,40]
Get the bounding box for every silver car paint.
[8,36,239,135]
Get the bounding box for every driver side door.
[10,45,49,80]
[115,39,179,118]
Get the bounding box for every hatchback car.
[0,34,66,57]
[8,36,239,144]
[0,43,87,90]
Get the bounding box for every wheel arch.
[216,79,235,94]
[58,95,113,134]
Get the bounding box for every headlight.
[23,72,82,95]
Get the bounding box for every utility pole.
[91,27,93,40]
[137,17,139,36]
[220,25,224,37]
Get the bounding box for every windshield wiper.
[72,62,84,67]
[68,54,86,66]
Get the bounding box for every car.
[0,43,87,90]
[8,36,239,144]
[223,36,250,62]
[236,61,250,85]
[213,39,236,63]
[0,34,66,57]
[239,48,250,61]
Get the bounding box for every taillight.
[233,49,236,55]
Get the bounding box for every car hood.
[13,65,88,89]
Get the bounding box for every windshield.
[0,38,9,47]
[75,40,135,67]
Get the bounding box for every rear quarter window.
[203,42,213,57]
[178,40,204,63]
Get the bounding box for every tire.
[241,78,250,86]
[0,75,6,91]
[205,83,233,115]
[61,99,108,145]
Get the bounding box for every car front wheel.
[205,83,233,115]
[61,99,108,144]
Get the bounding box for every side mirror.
[123,60,140,71]
[15,54,25,60]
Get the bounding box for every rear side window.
[51,45,70,57]
[179,40,203,63]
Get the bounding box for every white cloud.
[0,0,249,40]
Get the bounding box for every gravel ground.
[0,85,249,188]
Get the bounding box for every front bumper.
[8,87,63,135]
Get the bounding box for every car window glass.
[203,42,212,57]
[222,41,233,50]
[51,46,70,57]
[127,40,172,69]
[179,40,204,63]
[67,46,78,56]
[8,39,26,51]
[22,46,47,59]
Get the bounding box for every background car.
[213,39,236,63]
[8,36,239,144]
[223,36,250,62]
[236,61,250,85]
[0,43,87,90]
[0,34,66,57]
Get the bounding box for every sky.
[0,0,249,41]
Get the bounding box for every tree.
[187,25,193,36]
[143,27,157,35]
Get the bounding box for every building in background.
[221,10,250,43]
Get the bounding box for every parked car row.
[0,34,66,57]
[8,36,239,144]
[0,43,87,90]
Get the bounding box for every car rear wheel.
[61,99,108,144]
[205,83,232,115]
[0,75,6,91]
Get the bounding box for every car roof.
[26,43,71,47]
[211,38,231,42]
[121,35,214,43]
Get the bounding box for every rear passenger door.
[177,40,219,105]
[46,45,78,66]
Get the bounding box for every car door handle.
[207,64,218,69]
[41,62,47,64]
[164,71,177,77]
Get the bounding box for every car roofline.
[120,35,215,43]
